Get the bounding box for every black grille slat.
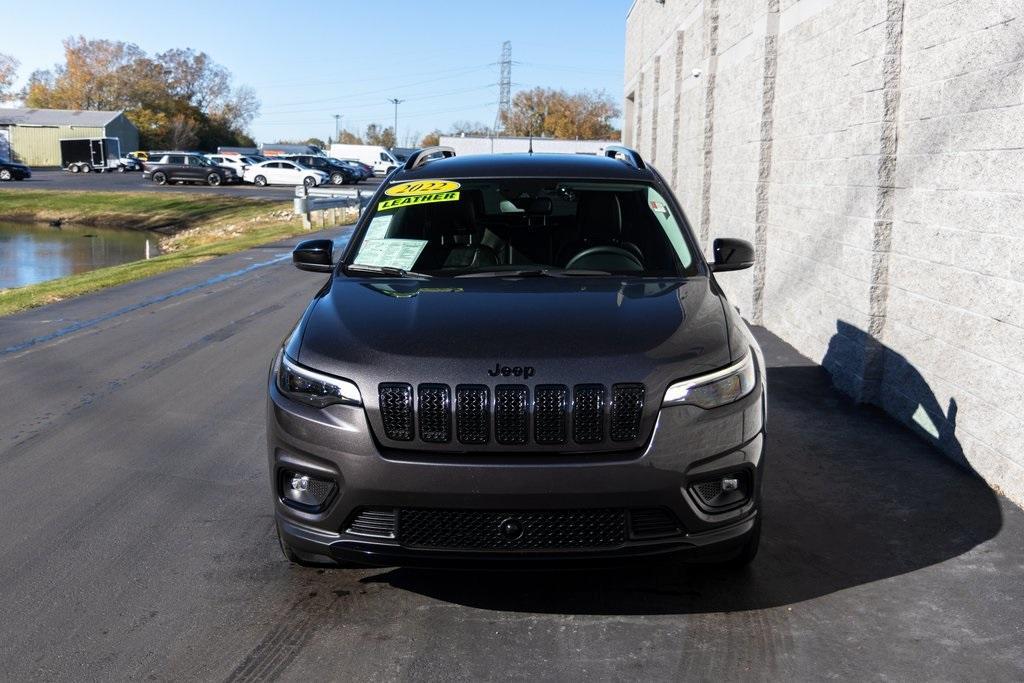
[611,384,645,442]
[572,384,605,444]
[495,385,529,445]
[418,384,451,443]
[379,383,413,441]
[456,385,490,444]
[398,508,627,550]
[534,385,568,445]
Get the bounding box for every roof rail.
[603,145,646,170]
[404,146,456,171]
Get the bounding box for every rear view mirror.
[293,239,334,272]
[711,238,755,272]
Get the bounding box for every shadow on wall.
[354,327,1001,615]
[823,320,966,469]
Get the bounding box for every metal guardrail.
[293,185,371,229]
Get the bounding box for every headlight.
[662,353,756,409]
[275,351,362,407]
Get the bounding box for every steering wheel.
[565,245,644,272]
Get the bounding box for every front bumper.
[267,378,765,567]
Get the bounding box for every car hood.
[296,276,732,395]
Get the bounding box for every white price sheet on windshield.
[352,238,427,272]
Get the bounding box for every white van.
[329,144,401,176]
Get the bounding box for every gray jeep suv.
[268,146,766,568]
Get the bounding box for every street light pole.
[388,98,404,147]
[333,114,341,142]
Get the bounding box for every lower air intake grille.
[379,383,413,441]
[417,384,451,443]
[572,384,605,444]
[346,508,397,539]
[398,508,627,550]
[628,508,681,539]
[494,385,529,445]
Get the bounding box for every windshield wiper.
[344,264,432,278]
[453,268,613,278]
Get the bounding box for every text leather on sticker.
[378,191,460,212]
[385,180,461,197]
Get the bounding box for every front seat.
[559,192,643,267]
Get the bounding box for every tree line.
[1,38,257,150]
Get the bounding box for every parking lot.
[8,169,382,199]
[0,228,1021,681]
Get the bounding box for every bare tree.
[0,53,19,101]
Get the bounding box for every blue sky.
[5,0,632,145]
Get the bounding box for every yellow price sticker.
[377,191,461,212]
[385,180,461,197]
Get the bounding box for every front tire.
[303,176,317,188]
[0,169,11,181]
[254,175,267,187]
[206,172,222,186]
[152,171,167,185]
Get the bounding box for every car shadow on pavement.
[357,326,1003,615]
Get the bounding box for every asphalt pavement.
[0,230,1022,681]
[7,169,381,199]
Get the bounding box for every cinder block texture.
[625,0,1024,506]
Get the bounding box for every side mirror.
[711,238,755,272]
[292,239,334,272]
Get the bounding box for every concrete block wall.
[625,0,1024,505]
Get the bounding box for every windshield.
[347,179,699,277]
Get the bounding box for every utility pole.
[494,41,512,134]
[388,98,404,147]
[333,114,341,141]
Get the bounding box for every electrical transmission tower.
[494,41,512,134]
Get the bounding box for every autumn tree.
[421,130,442,147]
[502,87,620,139]
[449,120,491,136]
[24,37,258,149]
[364,124,395,149]
[338,129,363,144]
[0,53,19,101]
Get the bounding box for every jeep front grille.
[377,382,646,448]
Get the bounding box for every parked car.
[142,152,239,186]
[270,146,766,569]
[0,159,31,181]
[206,154,256,175]
[283,155,359,185]
[117,156,142,172]
[333,158,372,181]
[243,160,328,187]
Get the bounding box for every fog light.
[280,469,337,512]
[688,472,750,512]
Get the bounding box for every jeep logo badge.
[488,363,535,379]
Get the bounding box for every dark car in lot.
[142,152,239,186]
[268,146,766,570]
[284,155,360,185]
[0,159,31,181]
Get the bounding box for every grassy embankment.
[0,190,352,317]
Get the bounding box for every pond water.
[0,222,159,289]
